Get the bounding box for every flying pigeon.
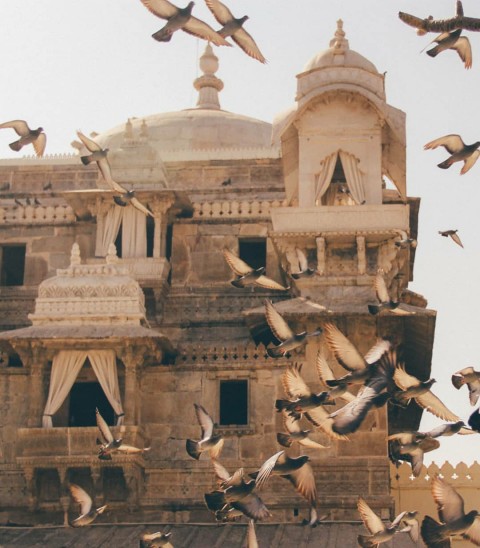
[223,248,289,290]
[140,0,230,45]
[399,1,480,35]
[0,120,46,157]
[368,269,399,315]
[140,530,173,548]
[204,0,266,63]
[287,247,316,279]
[69,483,107,527]
[357,497,409,547]
[112,190,154,217]
[421,476,480,546]
[186,403,224,460]
[395,237,417,249]
[438,229,464,248]
[315,349,356,402]
[452,367,480,405]
[204,489,270,522]
[276,410,330,450]
[264,299,322,358]
[425,29,472,69]
[388,431,440,477]
[424,134,480,174]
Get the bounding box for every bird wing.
[283,410,302,433]
[452,36,472,69]
[461,17,480,32]
[183,17,231,46]
[329,386,381,435]
[415,392,461,422]
[264,300,294,342]
[295,248,309,272]
[69,484,92,516]
[424,134,465,154]
[465,518,480,546]
[96,408,114,443]
[363,339,391,365]
[402,517,420,543]
[449,231,464,247]
[304,406,349,440]
[194,403,215,440]
[247,519,259,548]
[232,493,271,521]
[254,450,284,489]
[231,28,266,63]
[315,350,356,402]
[461,150,480,175]
[254,275,289,291]
[431,476,465,523]
[451,368,470,389]
[284,463,317,505]
[140,0,178,19]
[212,459,231,483]
[323,323,366,372]
[76,130,102,153]
[282,363,311,398]
[209,438,224,460]
[373,270,390,304]
[222,248,253,276]
[204,0,234,25]
[33,133,46,157]
[298,437,329,450]
[393,364,419,390]
[0,120,30,136]
[388,432,416,444]
[357,497,385,535]
[130,197,154,217]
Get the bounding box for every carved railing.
[176,342,271,366]
[0,204,75,224]
[192,198,286,219]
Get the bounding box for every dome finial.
[329,19,349,53]
[194,43,224,110]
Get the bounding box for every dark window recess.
[114,224,123,258]
[7,353,23,367]
[1,245,26,286]
[166,224,173,261]
[68,382,114,427]
[220,380,248,425]
[239,239,266,270]
[146,216,154,258]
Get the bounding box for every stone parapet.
[0,203,75,225]
[192,198,286,220]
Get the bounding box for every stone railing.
[192,198,286,219]
[176,342,271,366]
[0,204,75,224]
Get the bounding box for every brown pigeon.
[439,229,463,248]
[425,134,480,174]
[425,29,472,68]
[0,120,46,157]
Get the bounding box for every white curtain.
[339,150,366,205]
[88,350,125,426]
[315,152,338,205]
[122,206,147,258]
[99,205,123,256]
[42,350,87,428]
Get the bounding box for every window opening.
[220,380,248,425]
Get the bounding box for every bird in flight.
[0,120,46,157]
[140,0,230,45]
[368,269,399,315]
[399,1,480,35]
[439,229,464,248]
[452,367,480,406]
[357,497,411,547]
[424,134,480,174]
[186,403,224,460]
[69,483,107,527]
[425,29,472,69]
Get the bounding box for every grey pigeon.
[368,269,399,315]
[140,0,230,45]
[0,120,46,157]
[264,299,322,358]
[439,229,463,248]
[421,476,480,546]
[357,497,409,547]
[205,0,266,63]
[140,530,173,547]
[395,237,417,249]
[399,1,480,35]
[426,29,472,69]
[112,190,154,217]
[452,367,480,405]
[69,483,107,527]
[388,431,440,477]
[425,134,480,174]
[276,410,330,450]
[468,408,480,433]
[288,247,316,279]
[186,403,224,460]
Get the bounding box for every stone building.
[0,22,434,544]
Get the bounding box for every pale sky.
[1,1,479,466]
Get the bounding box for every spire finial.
[194,43,224,110]
[329,19,349,53]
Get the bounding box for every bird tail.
[80,155,93,165]
[437,159,452,169]
[275,399,291,412]
[368,304,380,315]
[152,29,173,42]
[204,490,227,512]
[231,278,246,289]
[357,535,376,548]
[277,433,293,447]
[267,347,284,358]
[9,140,23,152]
[186,439,201,460]
[426,46,440,58]
[421,515,444,545]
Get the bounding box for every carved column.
[58,466,70,526]
[24,467,36,511]
[316,237,326,275]
[91,198,112,257]
[356,236,366,275]
[122,347,141,426]
[150,199,173,258]
[19,343,46,428]
[90,466,103,505]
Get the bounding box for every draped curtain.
[121,206,147,258]
[42,349,124,428]
[314,152,338,205]
[99,205,123,256]
[339,150,366,205]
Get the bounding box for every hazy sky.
[1,1,479,466]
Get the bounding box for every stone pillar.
[24,467,36,511]
[356,235,366,275]
[91,198,112,257]
[90,466,103,505]
[122,348,141,426]
[151,199,174,258]
[316,237,326,275]
[19,344,46,428]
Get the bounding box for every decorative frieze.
[0,204,75,225]
[192,198,286,219]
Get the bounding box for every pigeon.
[69,483,107,527]
[315,349,356,402]
[401,511,420,544]
[112,190,154,217]
[186,403,224,460]
[140,0,230,45]
[393,364,461,422]
[438,229,464,248]
[276,410,330,450]
[421,476,480,546]
[275,363,335,420]
[204,490,271,522]
[0,120,46,157]
[452,367,480,405]
[425,29,472,69]
[264,299,322,358]
[368,269,399,315]
[395,237,417,249]
[223,248,289,290]
[43,181,52,191]
[388,431,440,477]
[140,530,173,548]
[424,135,480,174]
[205,0,266,63]
[399,1,480,35]
[221,177,232,186]
[468,408,480,433]
[357,497,408,547]
[287,248,316,279]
